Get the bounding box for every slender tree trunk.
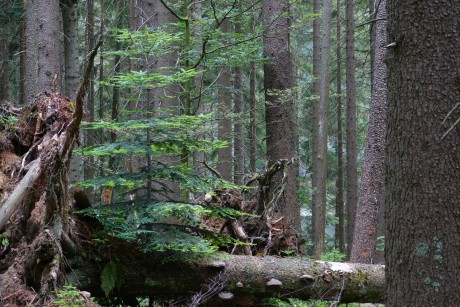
[386,1,460,304]
[368,0,375,91]
[99,2,104,143]
[217,19,233,182]
[249,62,257,173]
[311,0,321,256]
[335,0,345,255]
[345,0,358,257]
[313,0,332,259]
[350,0,386,264]
[85,0,95,203]
[0,0,10,101]
[110,42,121,169]
[19,16,26,105]
[62,0,84,185]
[262,0,300,237]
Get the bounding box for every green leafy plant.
[321,248,346,262]
[100,262,125,297]
[52,285,85,307]
[1,237,9,248]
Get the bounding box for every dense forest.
[0,0,459,306]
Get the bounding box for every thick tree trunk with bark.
[350,0,386,265]
[262,0,300,243]
[312,0,332,260]
[385,1,460,305]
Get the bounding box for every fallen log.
[67,238,384,305]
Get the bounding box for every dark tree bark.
[0,0,10,101]
[345,0,358,258]
[249,62,257,173]
[19,16,26,105]
[262,0,301,241]
[385,1,460,305]
[335,0,345,255]
[350,0,386,264]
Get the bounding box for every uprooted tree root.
[0,93,80,305]
[0,42,101,306]
[199,158,303,257]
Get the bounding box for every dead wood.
[0,41,102,306]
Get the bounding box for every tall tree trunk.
[19,16,26,105]
[368,0,375,91]
[350,0,386,264]
[262,0,300,238]
[61,0,79,100]
[311,0,321,257]
[249,62,257,173]
[0,0,10,101]
[217,19,233,182]
[345,0,358,257]
[37,0,62,92]
[234,67,244,184]
[62,0,84,185]
[85,0,95,203]
[24,0,38,102]
[313,0,332,259]
[386,1,460,305]
[335,0,345,254]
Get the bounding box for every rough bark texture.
[24,0,39,102]
[345,0,358,257]
[350,0,386,264]
[262,0,300,239]
[37,0,62,92]
[385,0,460,305]
[61,0,79,100]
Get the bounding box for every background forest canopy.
[0,0,400,305]
[1,0,375,255]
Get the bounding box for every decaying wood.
[67,242,385,305]
[0,40,102,306]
